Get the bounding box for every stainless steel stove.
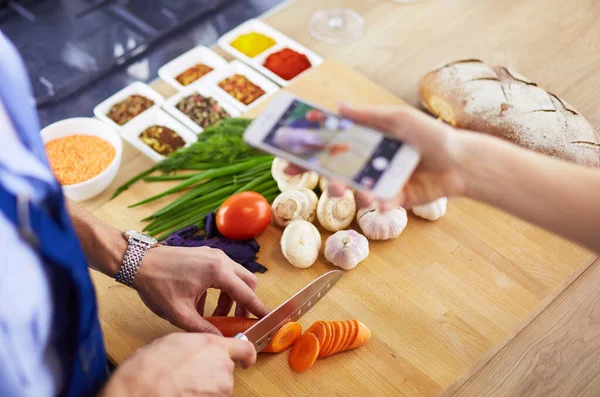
[0,0,283,126]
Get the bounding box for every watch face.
[123,230,158,245]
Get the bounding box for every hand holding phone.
[243,93,421,199]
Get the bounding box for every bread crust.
[419,59,600,166]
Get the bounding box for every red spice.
[264,48,312,81]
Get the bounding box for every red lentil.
[45,135,115,185]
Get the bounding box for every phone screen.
[261,100,404,190]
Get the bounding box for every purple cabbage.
[161,213,267,273]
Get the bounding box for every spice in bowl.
[176,93,231,128]
[264,48,312,81]
[218,74,265,106]
[106,94,154,126]
[45,135,116,185]
[139,125,186,156]
[175,63,214,86]
[230,32,276,58]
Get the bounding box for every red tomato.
[216,192,272,240]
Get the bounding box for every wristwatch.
[115,230,158,287]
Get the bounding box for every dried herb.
[139,125,186,156]
[218,74,265,105]
[107,95,154,126]
[175,63,214,86]
[176,93,230,129]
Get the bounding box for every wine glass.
[308,8,365,44]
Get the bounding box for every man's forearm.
[458,132,600,252]
[66,199,126,277]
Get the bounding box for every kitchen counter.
[83,0,600,395]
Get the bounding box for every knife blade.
[235,270,343,352]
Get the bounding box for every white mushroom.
[317,189,356,232]
[356,203,408,240]
[412,197,448,221]
[271,189,318,227]
[280,220,322,268]
[319,176,329,192]
[271,157,319,192]
[324,230,369,270]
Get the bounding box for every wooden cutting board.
[88,60,594,396]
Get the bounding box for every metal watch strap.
[115,237,151,287]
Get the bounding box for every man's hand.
[134,245,270,334]
[101,333,255,397]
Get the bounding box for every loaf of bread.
[419,59,600,166]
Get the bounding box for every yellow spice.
[230,32,276,58]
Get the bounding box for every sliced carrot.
[305,321,328,350]
[341,320,358,351]
[336,321,352,354]
[319,321,335,357]
[349,320,371,349]
[324,322,345,357]
[263,322,302,353]
[204,316,258,337]
[289,333,320,372]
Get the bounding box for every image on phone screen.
[262,100,403,190]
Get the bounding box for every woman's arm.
[458,132,600,252]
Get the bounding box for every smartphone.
[244,92,420,199]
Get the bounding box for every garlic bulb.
[280,220,322,268]
[317,189,356,232]
[357,203,408,240]
[272,189,318,227]
[412,197,448,221]
[324,230,369,270]
[271,157,319,192]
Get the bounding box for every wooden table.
[83,0,600,395]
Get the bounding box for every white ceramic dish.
[158,46,228,91]
[93,82,164,130]
[217,19,323,86]
[163,84,242,133]
[41,117,123,202]
[120,108,198,163]
[200,60,279,112]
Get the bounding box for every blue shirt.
[0,32,63,397]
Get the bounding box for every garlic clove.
[272,189,319,227]
[271,157,319,192]
[317,189,356,232]
[280,220,322,268]
[324,230,369,270]
[412,197,448,221]
[356,202,408,240]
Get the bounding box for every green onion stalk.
[112,118,281,239]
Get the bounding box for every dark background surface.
[0,0,284,127]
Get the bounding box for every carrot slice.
[305,321,328,349]
[289,333,320,372]
[324,322,345,357]
[319,321,335,357]
[342,320,359,351]
[337,321,351,354]
[349,321,371,349]
[204,316,258,337]
[262,322,303,353]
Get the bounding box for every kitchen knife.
[235,270,343,352]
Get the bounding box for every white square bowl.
[162,84,241,134]
[93,82,165,131]
[218,19,284,62]
[250,40,323,86]
[200,60,279,112]
[120,107,198,163]
[158,46,228,91]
